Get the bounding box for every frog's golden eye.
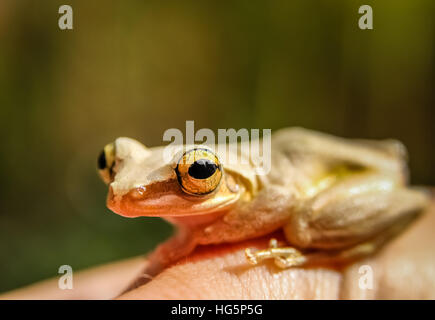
[97,143,116,184]
[175,148,222,195]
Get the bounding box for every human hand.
[2,200,435,300]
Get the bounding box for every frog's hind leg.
[245,173,429,269]
[285,172,429,250]
[244,212,416,270]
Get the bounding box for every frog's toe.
[273,254,306,268]
[245,248,259,265]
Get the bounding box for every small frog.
[98,127,429,290]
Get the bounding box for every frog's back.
[267,127,409,195]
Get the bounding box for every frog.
[97,127,429,291]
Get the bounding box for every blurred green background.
[0,0,434,292]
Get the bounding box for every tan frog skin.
[98,127,429,291]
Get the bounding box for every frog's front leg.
[122,228,197,292]
[246,173,429,268]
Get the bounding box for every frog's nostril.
[130,186,147,200]
[97,149,107,169]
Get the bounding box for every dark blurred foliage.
[0,0,434,292]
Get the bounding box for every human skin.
[1,199,435,300]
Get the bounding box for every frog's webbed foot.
[245,239,306,268]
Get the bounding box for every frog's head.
[98,137,257,217]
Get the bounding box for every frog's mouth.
[106,178,242,218]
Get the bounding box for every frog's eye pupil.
[188,159,218,179]
[97,150,107,169]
